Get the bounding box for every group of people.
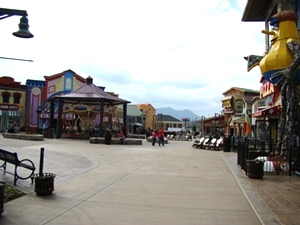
[118,128,165,146]
[151,128,165,146]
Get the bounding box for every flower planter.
[33,173,56,196]
[246,160,264,179]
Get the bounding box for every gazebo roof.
[51,76,131,105]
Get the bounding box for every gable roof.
[159,114,181,122]
[222,87,259,95]
[242,0,272,22]
[136,103,155,110]
[118,104,142,116]
[44,69,86,83]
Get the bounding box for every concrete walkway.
[0,136,280,225]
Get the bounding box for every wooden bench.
[0,148,36,185]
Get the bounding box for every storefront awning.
[252,105,281,118]
[221,96,232,101]
[131,122,143,126]
[232,115,246,124]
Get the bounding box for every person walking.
[119,131,125,144]
[151,130,157,146]
[158,127,164,146]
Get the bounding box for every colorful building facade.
[0,76,26,132]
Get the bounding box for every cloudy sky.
[0,0,265,118]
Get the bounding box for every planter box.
[33,173,56,196]
[246,160,264,179]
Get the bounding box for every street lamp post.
[160,114,163,129]
[200,116,205,136]
[214,113,220,137]
[36,106,42,134]
[0,7,34,38]
[141,113,147,128]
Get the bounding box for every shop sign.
[40,113,58,119]
[222,100,231,108]
[40,113,50,119]
[260,82,275,98]
[0,104,18,110]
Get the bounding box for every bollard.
[34,147,56,196]
[39,147,44,175]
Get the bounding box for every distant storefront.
[0,76,26,132]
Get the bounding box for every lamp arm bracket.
[0,8,28,19]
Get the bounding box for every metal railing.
[236,138,300,176]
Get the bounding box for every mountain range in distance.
[156,107,200,121]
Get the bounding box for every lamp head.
[13,15,34,38]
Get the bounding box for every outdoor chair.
[214,138,223,150]
[198,138,210,149]
[208,138,217,149]
[192,137,204,148]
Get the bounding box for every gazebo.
[49,76,131,138]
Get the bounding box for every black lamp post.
[214,113,220,137]
[141,113,147,128]
[0,7,34,38]
[200,116,205,136]
[157,113,163,129]
[36,106,42,134]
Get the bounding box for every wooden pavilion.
[49,76,131,138]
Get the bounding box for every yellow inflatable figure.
[260,10,300,86]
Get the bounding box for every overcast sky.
[0,0,265,118]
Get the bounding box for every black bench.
[0,148,36,185]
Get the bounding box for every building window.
[13,93,21,104]
[236,106,243,113]
[235,99,243,113]
[2,92,10,103]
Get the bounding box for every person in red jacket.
[158,127,164,146]
[151,130,157,146]
[119,131,125,144]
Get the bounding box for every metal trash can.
[223,137,231,152]
[105,131,112,145]
[0,181,6,216]
[44,128,54,139]
[33,173,56,196]
[246,160,264,179]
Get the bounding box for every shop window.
[236,106,243,113]
[2,92,10,103]
[13,93,21,104]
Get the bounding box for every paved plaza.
[0,136,299,225]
